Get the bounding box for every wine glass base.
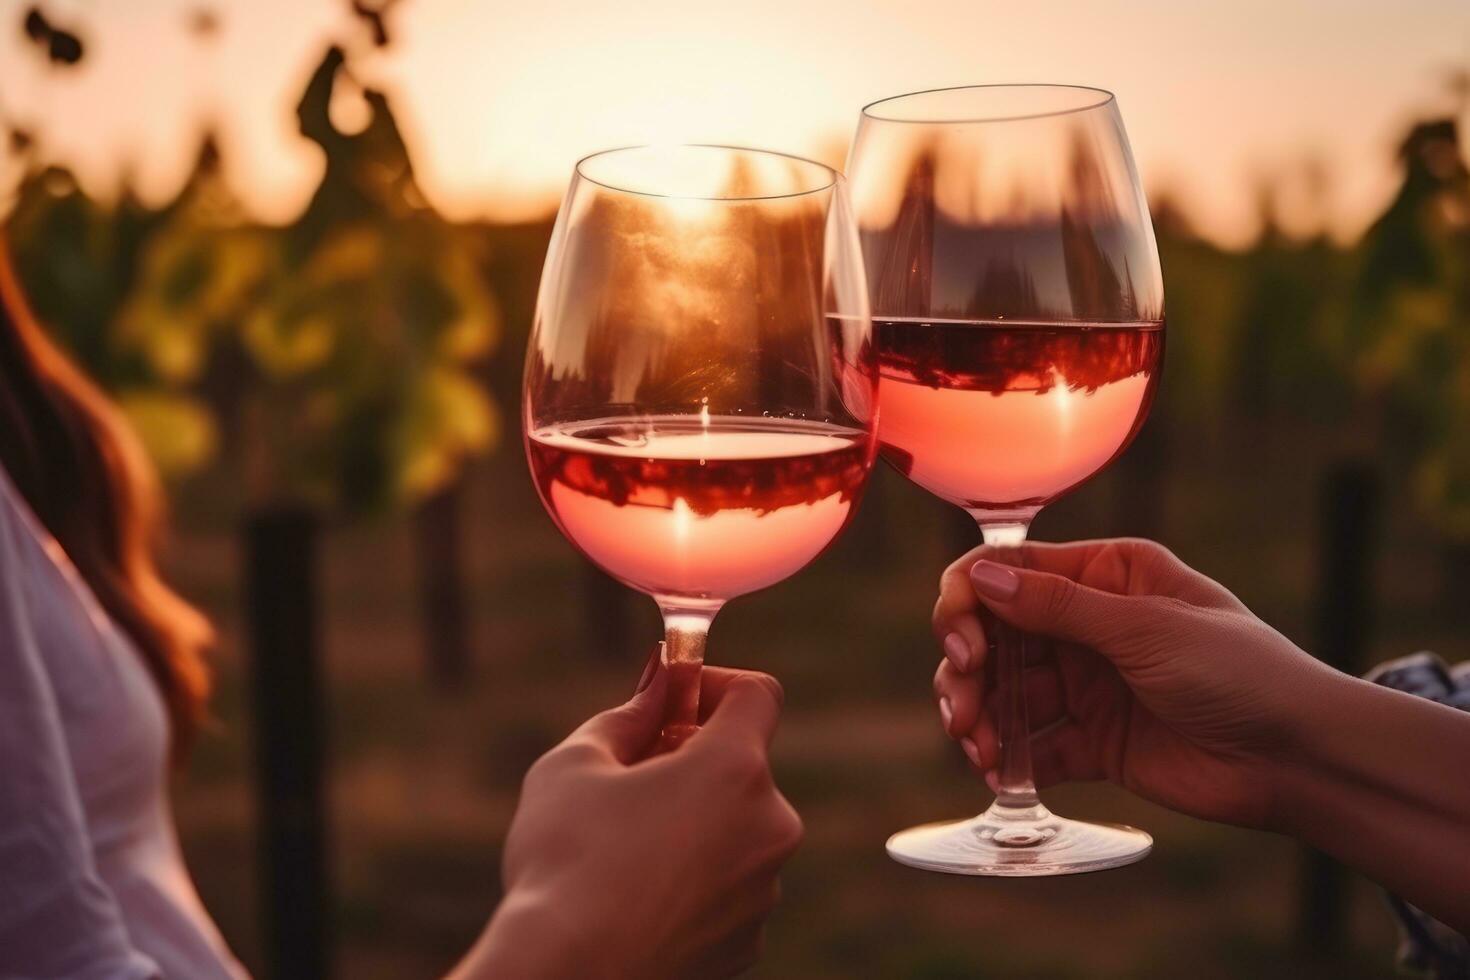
[886,808,1152,877]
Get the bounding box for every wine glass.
[525,144,877,746]
[848,85,1165,875]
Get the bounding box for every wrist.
[1265,665,1466,839]
[1257,666,1470,931]
[454,886,603,980]
[1260,664,1365,836]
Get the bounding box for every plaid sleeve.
[1364,652,1470,979]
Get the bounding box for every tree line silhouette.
[3,4,1469,646]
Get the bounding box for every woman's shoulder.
[0,461,27,542]
[0,460,52,570]
[0,458,110,618]
[0,462,49,598]
[0,456,157,723]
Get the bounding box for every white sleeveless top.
[0,465,245,979]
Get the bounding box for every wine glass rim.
[573,143,840,202]
[861,83,1115,125]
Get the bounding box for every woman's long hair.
[0,238,211,757]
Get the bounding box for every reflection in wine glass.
[849,85,1165,875]
[525,145,877,745]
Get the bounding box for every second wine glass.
[525,144,877,746]
[849,85,1166,875]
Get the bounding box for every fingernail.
[939,696,954,733]
[960,737,982,767]
[970,560,1020,601]
[943,632,972,673]
[633,642,663,695]
[985,770,1001,793]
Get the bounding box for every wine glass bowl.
[525,144,876,745]
[848,85,1165,874]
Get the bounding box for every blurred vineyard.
[3,4,1469,978]
[7,34,1469,555]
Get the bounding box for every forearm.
[1274,670,1470,932]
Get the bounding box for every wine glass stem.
[659,605,717,747]
[974,514,1041,812]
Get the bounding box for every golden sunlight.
[1,0,1467,243]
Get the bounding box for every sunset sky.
[1,0,1467,246]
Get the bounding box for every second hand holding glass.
[524,145,877,748]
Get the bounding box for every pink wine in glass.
[875,318,1163,510]
[526,415,872,603]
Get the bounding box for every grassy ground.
[165,412,1463,978]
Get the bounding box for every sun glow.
[1046,370,1077,441]
[0,0,1464,244]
